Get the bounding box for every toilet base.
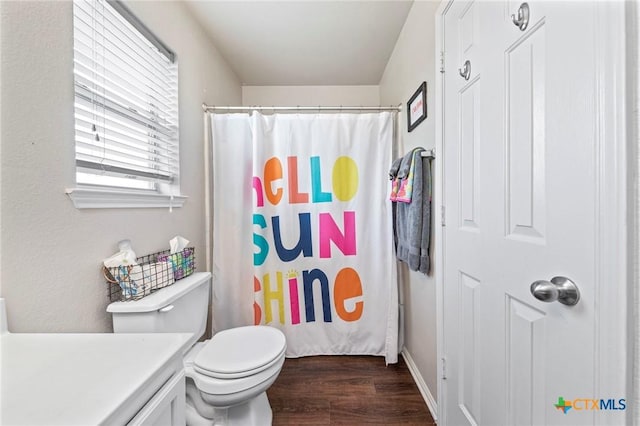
[186,391,272,426]
[227,392,272,426]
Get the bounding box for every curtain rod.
[202,103,402,112]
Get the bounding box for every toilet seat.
[186,355,285,398]
[194,326,286,379]
[183,325,287,397]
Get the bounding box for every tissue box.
[109,265,145,298]
[157,247,195,280]
[143,261,175,289]
[106,261,174,300]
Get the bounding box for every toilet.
[107,272,285,426]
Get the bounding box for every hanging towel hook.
[458,60,471,81]
[511,2,530,31]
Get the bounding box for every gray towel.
[393,148,431,274]
[389,157,402,180]
[396,151,413,180]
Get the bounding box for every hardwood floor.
[267,355,435,425]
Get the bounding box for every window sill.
[66,187,187,209]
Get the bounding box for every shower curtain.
[209,111,398,364]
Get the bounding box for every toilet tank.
[107,272,211,349]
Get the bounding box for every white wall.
[242,85,380,107]
[0,1,241,332]
[379,0,441,407]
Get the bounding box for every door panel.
[459,80,480,231]
[506,296,546,426]
[459,272,482,425]
[505,23,546,242]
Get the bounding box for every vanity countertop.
[1,332,191,425]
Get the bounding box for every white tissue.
[170,236,189,254]
[103,240,138,268]
[118,239,134,252]
[103,240,142,297]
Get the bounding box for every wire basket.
[104,247,195,302]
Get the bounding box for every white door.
[441,1,622,425]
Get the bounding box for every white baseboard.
[401,348,438,423]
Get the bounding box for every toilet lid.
[194,326,286,379]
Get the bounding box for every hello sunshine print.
[249,112,398,360]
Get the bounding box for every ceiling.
[183,1,414,86]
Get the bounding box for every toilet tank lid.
[107,272,211,313]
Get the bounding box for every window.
[68,0,184,208]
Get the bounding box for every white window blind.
[73,0,178,190]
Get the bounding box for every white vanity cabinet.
[1,332,191,425]
[127,367,186,426]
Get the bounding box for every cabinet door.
[128,371,186,426]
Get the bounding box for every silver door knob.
[511,2,530,31]
[530,276,580,306]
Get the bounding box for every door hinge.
[441,357,447,380]
[440,51,445,73]
[441,205,446,227]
